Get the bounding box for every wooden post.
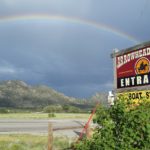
[48,123,53,150]
[112,49,118,92]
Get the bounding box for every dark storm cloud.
[0,0,150,97]
[0,0,92,18]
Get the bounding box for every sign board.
[116,45,150,89]
[111,41,150,102]
[117,90,150,102]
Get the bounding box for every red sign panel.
[116,46,150,89]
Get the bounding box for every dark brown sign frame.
[111,41,150,93]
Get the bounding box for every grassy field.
[0,113,89,119]
[0,134,72,150]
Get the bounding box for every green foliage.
[43,105,63,113]
[0,108,9,114]
[43,104,83,113]
[62,105,82,113]
[48,113,56,118]
[75,99,150,150]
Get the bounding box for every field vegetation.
[0,134,71,150]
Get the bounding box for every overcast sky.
[0,0,150,98]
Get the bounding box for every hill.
[0,80,85,109]
[89,92,108,106]
[0,80,108,110]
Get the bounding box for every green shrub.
[62,105,82,113]
[48,113,56,118]
[74,99,150,150]
[0,108,9,114]
[43,105,63,113]
[43,105,82,113]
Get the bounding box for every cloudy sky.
[0,0,150,98]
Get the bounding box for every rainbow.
[0,14,140,44]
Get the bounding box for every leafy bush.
[43,105,82,113]
[43,105,63,113]
[48,113,56,118]
[74,99,150,150]
[62,105,82,113]
[0,108,9,114]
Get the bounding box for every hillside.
[0,80,85,109]
[89,92,108,106]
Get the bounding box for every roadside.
[0,118,88,149]
[0,113,89,119]
[0,134,73,150]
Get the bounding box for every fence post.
[48,123,53,150]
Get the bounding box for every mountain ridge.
[0,80,107,109]
[0,80,89,109]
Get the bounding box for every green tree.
[62,105,82,113]
[75,99,150,150]
[43,105,63,113]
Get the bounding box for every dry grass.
[0,134,72,150]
